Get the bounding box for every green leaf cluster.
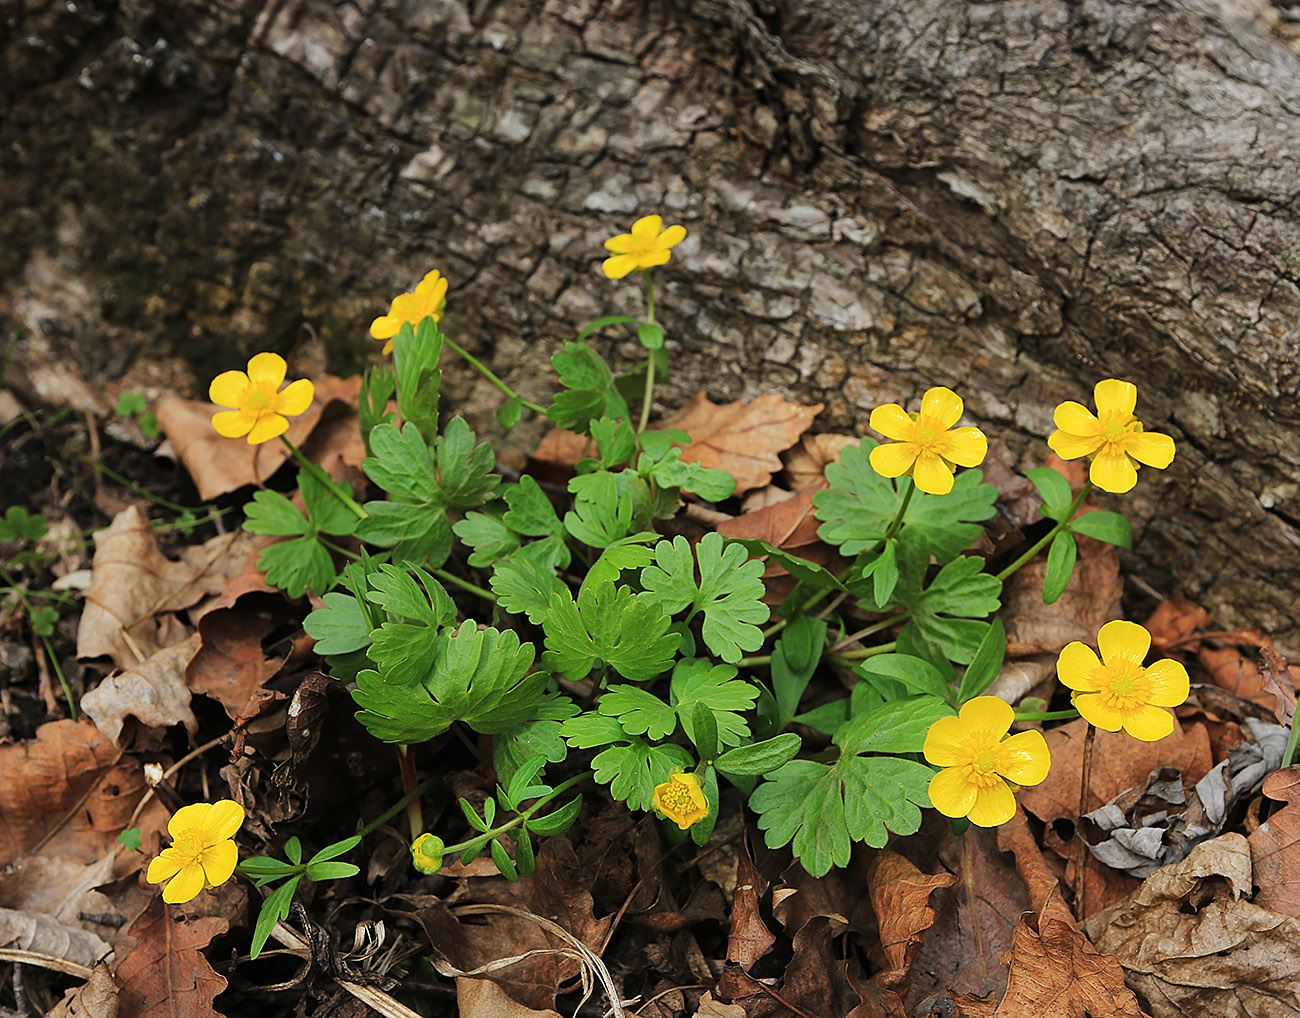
[243,471,358,598]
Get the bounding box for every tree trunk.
[3,0,1300,650]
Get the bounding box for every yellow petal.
[147,849,185,884]
[274,378,315,418]
[1143,659,1190,707]
[1122,704,1175,742]
[928,767,978,819]
[212,410,254,438]
[382,339,394,355]
[1126,430,1175,469]
[208,370,249,408]
[370,316,400,340]
[199,839,239,887]
[941,427,988,468]
[162,862,206,904]
[911,451,954,495]
[996,730,1051,787]
[246,412,289,445]
[390,292,424,320]
[602,253,638,280]
[1053,400,1101,436]
[169,802,214,839]
[246,352,287,389]
[638,248,672,268]
[1073,692,1124,732]
[1056,642,1102,691]
[921,386,964,429]
[966,780,1016,827]
[631,215,663,238]
[923,715,969,767]
[869,441,918,479]
[958,695,1015,738]
[199,800,245,843]
[603,233,636,253]
[1047,428,1102,461]
[1088,451,1137,493]
[1098,620,1150,665]
[869,403,915,441]
[1094,379,1137,418]
[658,224,687,247]
[415,270,445,297]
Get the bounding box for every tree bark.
[3,0,1300,649]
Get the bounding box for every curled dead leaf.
[784,433,857,491]
[1248,765,1300,918]
[80,635,202,745]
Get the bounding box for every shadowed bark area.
[3,0,1299,649]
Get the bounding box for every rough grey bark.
[3,0,1300,649]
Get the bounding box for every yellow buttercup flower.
[411,833,444,875]
[651,771,709,830]
[1047,379,1175,494]
[868,386,988,495]
[209,353,315,445]
[370,269,449,354]
[924,696,1050,827]
[145,800,244,904]
[602,215,687,279]
[1056,620,1189,741]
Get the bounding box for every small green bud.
[411,833,444,874]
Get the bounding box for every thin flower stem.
[440,772,590,858]
[40,633,77,721]
[1074,724,1097,914]
[828,611,909,654]
[882,478,915,544]
[442,335,547,415]
[1013,708,1081,722]
[278,436,369,520]
[827,641,897,664]
[637,271,657,435]
[1282,710,1300,769]
[994,482,1093,583]
[354,776,437,842]
[760,587,835,641]
[397,747,424,839]
[430,567,496,603]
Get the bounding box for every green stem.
[397,747,424,839]
[83,459,212,516]
[1013,708,1081,722]
[0,568,77,719]
[356,776,437,841]
[1282,710,1300,769]
[318,537,360,561]
[829,611,909,653]
[430,567,496,603]
[637,272,657,435]
[760,587,834,641]
[827,641,897,664]
[440,772,590,858]
[995,482,1092,583]
[279,436,369,520]
[442,336,547,415]
[881,478,915,545]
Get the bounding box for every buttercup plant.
[195,211,1192,904]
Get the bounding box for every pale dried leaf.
[48,960,120,1018]
[1249,765,1300,917]
[456,977,563,1018]
[1002,533,1122,657]
[0,907,110,969]
[80,635,202,745]
[784,433,857,491]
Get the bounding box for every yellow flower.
[651,771,709,830]
[868,386,988,495]
[145,800,244,904]
[209,353,315,445]
[411,833,444,875]
[1056,620,1189,741]
[1047,379,1175,494]
[602,215,687,279]
[370,270,449,354]
[924,696,1051,827]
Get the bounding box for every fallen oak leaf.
[187,603,287,724]
[783,433,857,492]
[113,898,227,1018]
[1248,765,1300,918]
[716,836,776,1003]
[663,390,823,495]
[80,635,202,746]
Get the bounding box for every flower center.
[170,830,205,865]
[1097,411,1137,453]
[1097,661,1149,709]
[910,416,947,454]
[974,749,998,774]
[243,383,274,410]
[660,785,694,811]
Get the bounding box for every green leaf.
[564,471,636,549]
[354,622,544,743]
[243,490,309,537]
[770,615,828,729]
[307,835,362,865]
[363,566,453,687]
[114,392,147,416]
[117,827,142,852]
[503,477,564,539]
[577,315,641,342]
[255,536,337,599]
[690,766,720,846]
[1024,466,1073,520]
[525,794,583,836]
[792,700,849,736]
[671,659,758,749]
[640,533,770,664]
[491,551,569,624]
[590,417,637,468]
[895,553,1002,665]
[835,696,953,754]
[838,756,932,849]
[590,739,694,810]
[299,470,359,537]
[29,606,58,637]
[958,617,1006,703]
[494,697,578,787]
[560,712,628,749]
[646,450,737,501]
[638,429,690,461]
[871,540,900,609]
[305,860,360,881]
[0,506,49,543]
[727,539,845,594]
[814,441,997,563]
[497,395,523,429]
[546,341,629,432]
[1068,510,1132,549]
[490,838,519,881]
[366,564,455,625]
[360,364,397,454]
[599,686,677,740]
[584,538,657,588]
[855,654,957,706]
[303,592,371,655]
[363,421,441,504]
[435,417,500,510]
[392,317,442,442]
[690,702,719,761]
[541,581,678,683]
[637,322,665,349]
[715,733,802,776]
[453,510,521,567]
[501,754,551,812]
[356,501,453,567]
[251,875,300,960]
[1042,531,1077,605]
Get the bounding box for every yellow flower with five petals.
[602,215,687,279]
[369,270,449,354]
[924,696,1051,827]
[1056,620,1189,741]
[145,800,244,904]
[1047,379,1175,493]
[651,771,709,830]
[868,386,988,495]
[209,353,315,445]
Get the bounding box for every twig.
[1073,724,1097,918]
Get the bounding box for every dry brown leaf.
[113,899,227,1018]
[1001,532,1122,657]
[1248,766,1300,917]
[662,389,823,494]
[48,960,120,1018]
[527,427,597,477]
[1144,596,1214,651]
[77,509,247,669]
[0,907,110,969]
[784,433,857,491]
[996,807,1061,912]
[187,604,286,723]
[996,889,1148,1017]
[456,977,563,1018]
[716,837,775,1002]
[80,635,202,745]
[716,487,843,605]
[1085,834,1300,1018]
[155,374,362,500]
